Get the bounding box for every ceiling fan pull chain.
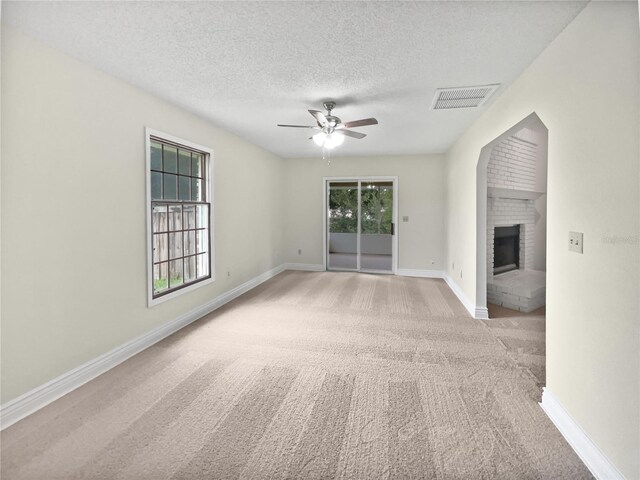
[323,146,331,166]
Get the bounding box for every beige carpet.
[1,271,591,479]
[484,304,547,389]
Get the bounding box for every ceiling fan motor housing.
[325,116,340,128]
[322,102,340,128]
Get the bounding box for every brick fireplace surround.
[486,134,546,313]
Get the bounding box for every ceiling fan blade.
[342,117,378,129]
[308,109,328,126]
[335,129,366,139]
[277,124,319,128]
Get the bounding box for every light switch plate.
[569,231,583,253]
[402,216,409,222]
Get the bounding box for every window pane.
[150,139,210,298]
[153,263,168,294]
[191,178,202,201]
[163,145,177,173]
[329,183,358,234]
[359,183,381,234]
[192,154,202,177]
[168,205,182,231]
[184,256,196,282]
[151,141,162,171]
[151,171,162,199]
[178,176,190,200]
[196,204,208,229]
[184,230,196,256]
[153,233,168,262]
[163,174,177,200]
[183,205,196,229]
[196,229,208,253]
[197,253,209,278]
[169,232,183,259]
[152,204,168,233]
[178,150,191,175]
[380,187,393,234]
[169,259,183,288]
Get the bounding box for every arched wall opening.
[476,113,548,318]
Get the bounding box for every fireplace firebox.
[494,225,520,275]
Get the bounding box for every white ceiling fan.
[278,101,378,149]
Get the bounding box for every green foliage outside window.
[329,187,358,233]
[329,185,392,234]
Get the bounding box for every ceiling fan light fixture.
[312,132,326,146]
[324,133,344,149]
[312,131,344,149]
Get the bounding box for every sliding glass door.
[359,181,394,272]
[328,182,358,270]
[326,178,395,273]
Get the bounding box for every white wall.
[445,2,639,478]
[0,26,286,403]
[284,155,446,271]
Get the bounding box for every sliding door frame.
[322,176,398,274]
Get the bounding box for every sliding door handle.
[391,223,395,236]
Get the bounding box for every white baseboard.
[0,264,286,430]
[396,268,444,278]
[540,388,624,480]
[283,263,325,271]
[443,274,478,318]
[397,270,487,320]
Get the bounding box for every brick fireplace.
[486,132,546,312]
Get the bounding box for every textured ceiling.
[3,1,587,158]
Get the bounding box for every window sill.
[147,276,216,308]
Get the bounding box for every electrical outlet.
[460,270,463,279]
[569,232,584,254]
[298,249,302,255]
[227,271,231,277]
[452,262,455,270]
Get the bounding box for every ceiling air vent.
[431,84,500,110]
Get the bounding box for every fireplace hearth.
[494,225,520,275]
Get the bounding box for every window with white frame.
[147,131,213,303]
